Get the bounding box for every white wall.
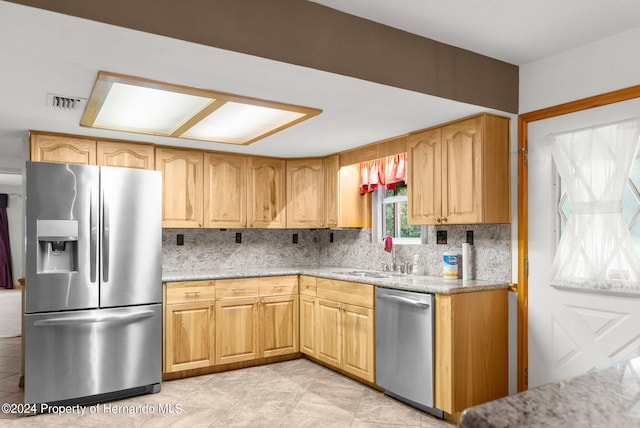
[520,25,640,113]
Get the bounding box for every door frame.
[517,84,640,392]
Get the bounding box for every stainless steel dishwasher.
[376,287,442,417]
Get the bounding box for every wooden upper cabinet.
[324,155,339,228]
[30,133,97,165]
[407,128,442,224]
[97,141,154,169]
[247,157,286,228]
[407,114,510,225]
[30,132,154,169]
[441,117,483,224]
[286,158,325,228]
[338,164,371,228]
[204,152,247,228]
[155,147,204,228]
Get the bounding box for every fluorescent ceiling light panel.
[94,83,213,134]
[183,102,306,143]
[81,71,322,145]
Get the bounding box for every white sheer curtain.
[549,117,640,290]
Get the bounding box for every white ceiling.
[1,0,640,181]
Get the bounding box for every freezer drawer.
[24,304,162,405]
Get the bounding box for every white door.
[528,98,640,388]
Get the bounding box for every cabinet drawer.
[259,276,298,296]
[299,275,317,296]
[317,278,374,308]
[216,278,260,299]
[165,281,215,304]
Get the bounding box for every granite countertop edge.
[162,266,509,294]
[460,356,640,427]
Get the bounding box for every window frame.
[371,183,427,245]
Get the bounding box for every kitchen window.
[372,182,426,245]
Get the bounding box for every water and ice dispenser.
[37,219,78,273]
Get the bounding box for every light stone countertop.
[460,356,640,428]
[162,265,509,294]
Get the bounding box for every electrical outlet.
[176,234,184,246]
[292,233,298,244]
[436,230,447,244]
[330,232,334,243]
[466,230,474,245]
[235,232,242,244]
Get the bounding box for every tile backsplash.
[163,224,511,282]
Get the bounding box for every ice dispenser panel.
[37,220,78,273]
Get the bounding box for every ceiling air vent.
[47,93,86,111]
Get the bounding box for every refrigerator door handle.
[90,187,98,283]
[102,186,110,283]
[33,310,156,326]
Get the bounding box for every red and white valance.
[359,153,407,194]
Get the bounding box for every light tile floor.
[0,337,453,427]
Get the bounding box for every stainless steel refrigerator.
[24,161,162,406]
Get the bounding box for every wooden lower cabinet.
[314,278,375,383]
[215,297,260,365]
[341,303,375,382]
[316,298,375,382]
[299,293,318,357]
[215,276,299,365]
[261,294,299,358]
[434,289,508,415]
[163,281,216,373]
[316,298,342,367]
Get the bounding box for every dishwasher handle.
[378,293,431,308]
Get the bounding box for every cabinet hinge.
[520,147,528,166]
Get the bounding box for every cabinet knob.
[442,217,448,223]
[436,217,442,223]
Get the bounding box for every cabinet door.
[342,303,375,382]
[338,164,371,228]
[299,294,317,357]
[286,158,325,228]
[441,117,483,224]
[324,155,340,228]
[204,152,247,228]
[247,157,286,228]
[407,128,441,224]
[316,298,342,368]
[30,133,96,165]
[164,302,214,373]
[155,147,204,228]
[215,298,259,365]
[434,290,508,413]
[97,141,154,169]
[260,295,299,358]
